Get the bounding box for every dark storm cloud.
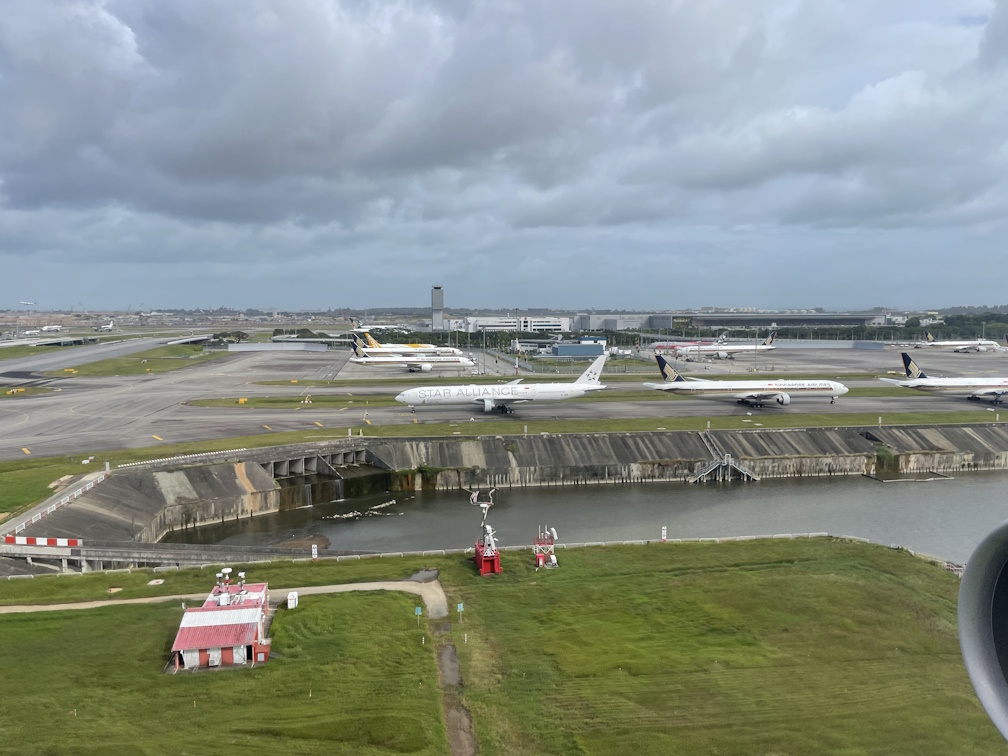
[0,0,1006,309]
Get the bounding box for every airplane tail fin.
[364,332,381,349]
[902,352,926,379]
[351,336,367,358]
[925,331,936,343]
[655,354,686,382]
[765,330,777,346]
[575,354,607,385]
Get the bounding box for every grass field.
[0,540,1000,753]
[189,395,400,409]
[0,595,446,755]
[0,386,53,398]
[46,344,230,377]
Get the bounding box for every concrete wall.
[865,425,1008,474]
[365,428,878,490]
[50,462,281,543]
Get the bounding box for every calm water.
[164,472,1008,563]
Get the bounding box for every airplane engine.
[959,520,1008,741]
[420,364,433,372]
[482,399,495,413]
[775,393,791,406]
[979,346,989,353]
[716,351,728,360]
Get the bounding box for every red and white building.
[170,573,271,670]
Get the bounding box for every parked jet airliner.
[396,355,608,413]
[917,331,1003,352]
[351,339,473,372]
[670,331,777,361]
[880,353,1008,403]
[351,333,462,357]
[644,355,848,407]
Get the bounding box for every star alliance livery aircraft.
[644,355,848,407]
[396,354,608,413]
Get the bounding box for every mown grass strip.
[46,344,231,377]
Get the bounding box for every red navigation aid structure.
[468,488,501,576]
[533,524,558,569]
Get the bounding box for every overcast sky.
[2,1,1007,312]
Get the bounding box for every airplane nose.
[395,392,406,403]
[839,384,849,395]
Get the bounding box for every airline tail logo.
[765,330,777,346]
[364,333,381,349]
[655,355,685,382]
[925,331,936,343]
[351,336,367,358]
[575,354,607,384]
[901,352,926,379]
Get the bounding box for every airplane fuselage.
[397,382,596,409]
[645,379,846,399]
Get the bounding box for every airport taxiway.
[1,344,1007,461]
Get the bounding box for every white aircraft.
[351,332,461,357]
[669,331,777,361]
[351,339,473,372]
[396,354,608,413]
[19,301,36,306]
[654,333,728,352]
[644,354,848,407]
[23,329,40,337]
[880,353,1008,404]
[916,330,1002,352]
[41,325,62,333]
[94,320,115,332]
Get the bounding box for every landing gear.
[497,405,515,414]
[831,397,836,404]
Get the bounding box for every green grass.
[0,594,446,755]
[0,386,53,398]
[46,344,230,377]
[0,541,999,753]
[189,395,400,409]
[442,541,1000,754]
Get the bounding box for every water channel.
[162,472,1008,564]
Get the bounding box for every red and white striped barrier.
[4,473,106,538]
[4,535,80,547]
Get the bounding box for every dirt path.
[0,579,448,617]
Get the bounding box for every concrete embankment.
[16,424,1008,548]
[35,462,280,543]
[366,427,879,490]
[366,424,1008,490]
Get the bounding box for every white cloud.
[0,0,1006,308]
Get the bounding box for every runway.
[0,345,1005,462]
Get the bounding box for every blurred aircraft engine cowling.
[959,519,1008,741]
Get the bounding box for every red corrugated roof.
[172,621,258,652]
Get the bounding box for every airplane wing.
[504,379,523,386]
[642,382,678,391]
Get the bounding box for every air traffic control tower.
[432,285,444,330]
